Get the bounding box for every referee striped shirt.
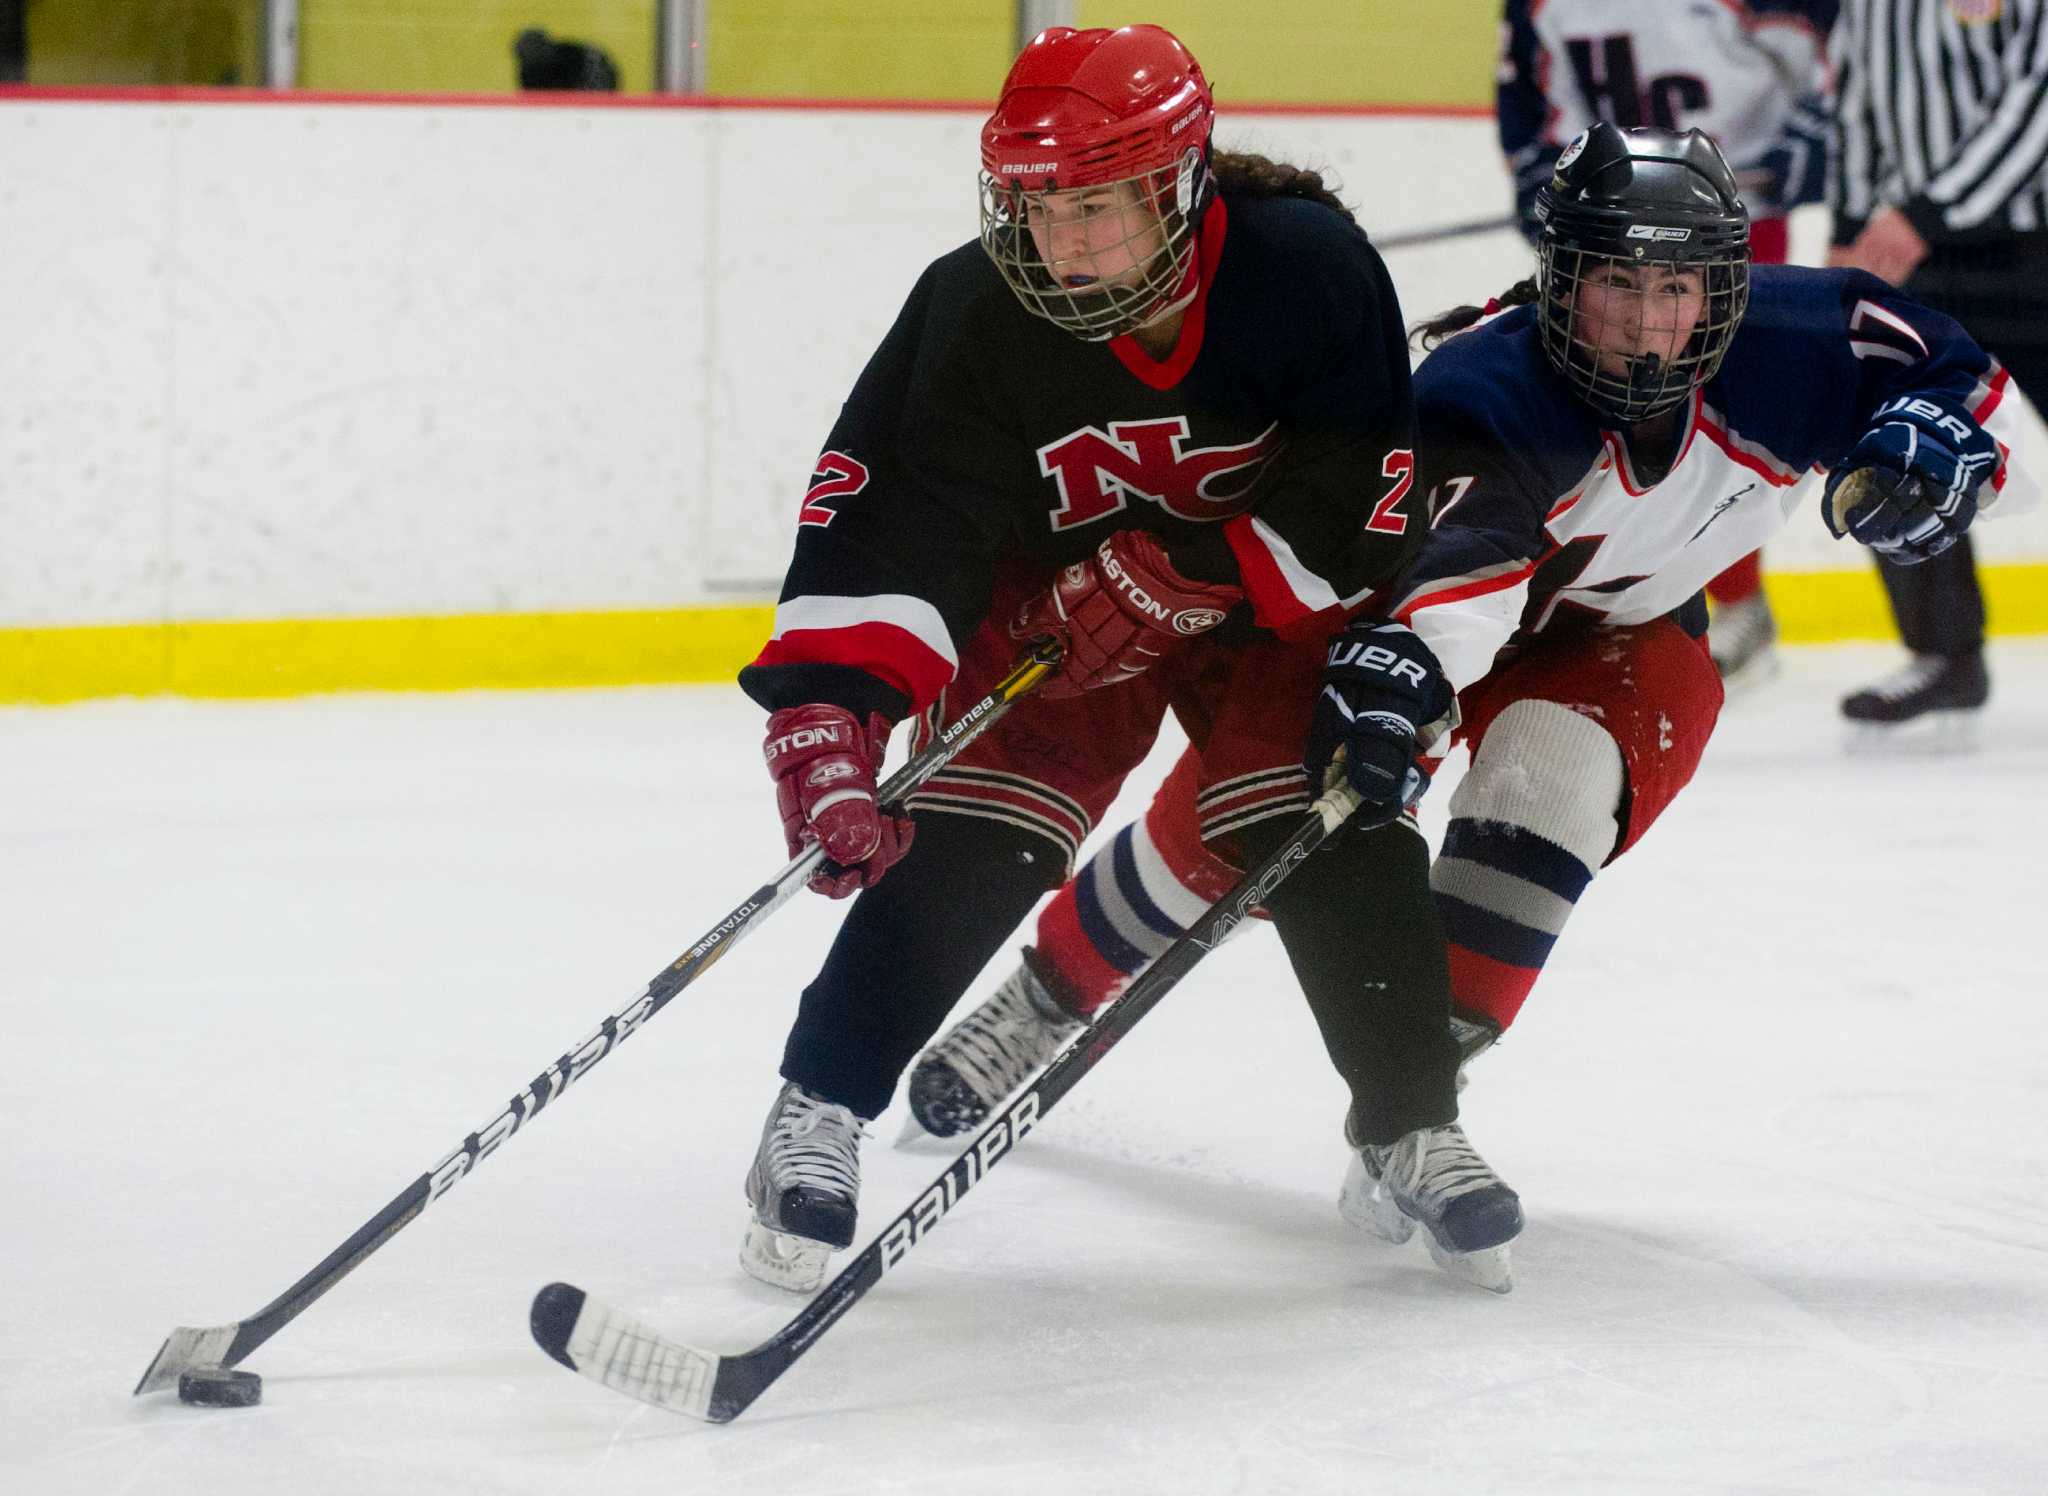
[1831,0,2048,240]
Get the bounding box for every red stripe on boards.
[0,85,1492,118]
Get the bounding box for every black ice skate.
[1340,1118,1523,1294]
[742,1082,866,1293]
[1708,593,1779,691]
[903,953,1085,1141]
[1841,652,1988,749]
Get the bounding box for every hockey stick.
[528,777,1366,1423]
[1373,213,1519,252]
[132,638,1064,1397]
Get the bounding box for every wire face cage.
[1536,241,1750,425]
[978,153,1204,343]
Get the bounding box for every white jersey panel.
[1540,398,1814,628]
[1407,393,1814,689]
[1528,0,1826,182]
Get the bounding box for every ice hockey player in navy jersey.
[907,123,2036,1293]
[1499,0,1841,683]
[730,25,1480,1294]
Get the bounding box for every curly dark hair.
[1211,150,1355,223]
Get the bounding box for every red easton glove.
[762,705,915,898]
[1012,530,1242,697]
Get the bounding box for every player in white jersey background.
[904,123,2037,1292]
[1499,0,1839,685]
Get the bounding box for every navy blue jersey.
[1394,263,2036,694]
[739,191,1422,723]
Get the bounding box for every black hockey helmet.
[1533,122,1751,423]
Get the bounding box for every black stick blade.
[529,1282,585,1371]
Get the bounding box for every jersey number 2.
[801,451,870,529]
[1366,450,1415,535]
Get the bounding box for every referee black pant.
[1876,234,2048,658]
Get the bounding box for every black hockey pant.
[780,806,1460,1143]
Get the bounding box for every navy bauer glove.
[1305,620,1454,826]
[1824,395,1998,565]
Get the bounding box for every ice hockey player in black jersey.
[731,25,1480,1293]
[907,123,2038,1293]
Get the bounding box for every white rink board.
[3,98,2046,632]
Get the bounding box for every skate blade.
[739,1221,831,1294]
[1715,646,1781,697]
[892,1110,966,1150]
[1425,1235,1514,1294]
[1844,710,1982,756]
[1337,1157,1416,1245]
[892,1109,933,1148]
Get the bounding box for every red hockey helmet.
[978,26,1217,341]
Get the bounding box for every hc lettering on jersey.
[1562,33,1708,133]
[1037,417,1278,531]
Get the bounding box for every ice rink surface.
[5,640,2046,1496]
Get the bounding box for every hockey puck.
[177,1368,263,1408]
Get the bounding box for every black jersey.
[739,191,1423,723]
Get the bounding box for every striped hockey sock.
[1431,699,1623,1033]
[1034,819,1218,1017]
[1432,818,1595,1031]
[1032,756,1245,1017]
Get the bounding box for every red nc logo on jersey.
[1036,417,1279,531]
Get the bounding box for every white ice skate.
[901,956,1084,1142]
[741,1081,866,1294]
[1708,593,1780,692]
[1340,1120,1522,1294]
